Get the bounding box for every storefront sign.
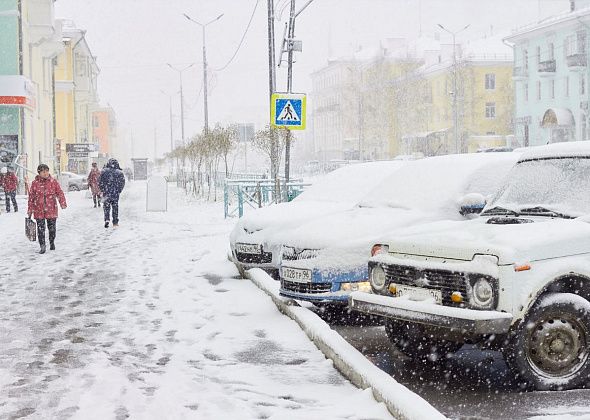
[0,76,36,110]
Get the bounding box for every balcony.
[567,53,587,70]
[513,66,529,80]
[538,59,556,76]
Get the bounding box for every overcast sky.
[55,0,568,159]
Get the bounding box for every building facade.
[506,0,590,147]
[0,0,63,176]
[398,34,514,156]
[55,20,100,173]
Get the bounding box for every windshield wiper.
[518,206,575,219]
[481,206,520,216]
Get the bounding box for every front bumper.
[349,292,513,335]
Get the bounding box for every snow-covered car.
[62,171,89,191]
[276,152,520,307]
[229,161,405,279]
[349,141,590,391]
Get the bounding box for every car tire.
[385,319,462,362]
[503,292,590,391]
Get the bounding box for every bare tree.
[252,125,287,178]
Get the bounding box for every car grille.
[382,264,469,306]
[281,280,332,294]
[236,251,272,264]
[282,246,319,261]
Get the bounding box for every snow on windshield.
[487,157,590,217]
[359,153,519,212]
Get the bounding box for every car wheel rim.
[526,315,589,379]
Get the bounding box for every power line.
[212,0,260,72]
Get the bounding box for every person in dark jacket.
[99,158,125,228]
[3,167,18,212]
[27,164,67,254]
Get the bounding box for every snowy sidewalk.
[0,183,392,419]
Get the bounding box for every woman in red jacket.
[27,164,67,254]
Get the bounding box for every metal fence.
[224,178,310,218]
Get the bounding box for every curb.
[246,268,447,420]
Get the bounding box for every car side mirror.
[459,193,486,216]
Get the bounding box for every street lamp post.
[437,23,470,154]
[184,13,224,135]
[160,90,174,154]
[166,63,194,146]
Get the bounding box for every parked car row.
[229,141,590,392]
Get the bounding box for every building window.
[551,80,555,99]
[581,75,586,95]
[537,81,541,100]
[485,73,496,90]
[485,102,496,119]
[566,76,570,97]
[523,49,528,69]
[548,42,555,60]
[536,46,541,64]
[524,83,529,101]
[486,131,496,135]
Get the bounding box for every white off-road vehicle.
[350,142,590,390]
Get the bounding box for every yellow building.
[397,35,514,155]
[54,20,100,173]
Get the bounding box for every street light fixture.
[183,12,224,135]
[166,63,194,146]
[437,23,470,154]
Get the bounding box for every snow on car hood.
[385,217,590,265]
[269,206,438,250]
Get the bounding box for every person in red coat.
[2,167,18,212]
[87,162,101,208]
[27,164,67,254]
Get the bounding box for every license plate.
[236,243,262,255]
[396,285,442,304]
[282,267,312,283]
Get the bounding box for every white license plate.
[236,243,262,255]
[282,267,312,283]
[396,285,442,304]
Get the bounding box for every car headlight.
[340,281,371,293]
[370,265,387,293]
[469,277,495,309]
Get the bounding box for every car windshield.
[485,157,590,218]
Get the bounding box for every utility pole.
[284,0,296,184]
[438,23,469,154]
[184,13,224,135]
[282,0,315,184]
[154,125,157,162]
[167,63,194,146]
[267,0,279,180]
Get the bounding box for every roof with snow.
[519,141,590,161]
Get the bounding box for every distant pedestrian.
[87,162,101,208]
[2,166,18,212]
[27,164,67,254]
[99,158,125,228]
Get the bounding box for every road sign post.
[271,92,306,130]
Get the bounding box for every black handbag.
[25,217,36,242]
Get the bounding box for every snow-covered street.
[0,183,391,419]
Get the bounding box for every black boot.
[104,221,109,228]
[50,242,55,251]
[39,244,46,254]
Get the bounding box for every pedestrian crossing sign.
[271,93,306,130]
